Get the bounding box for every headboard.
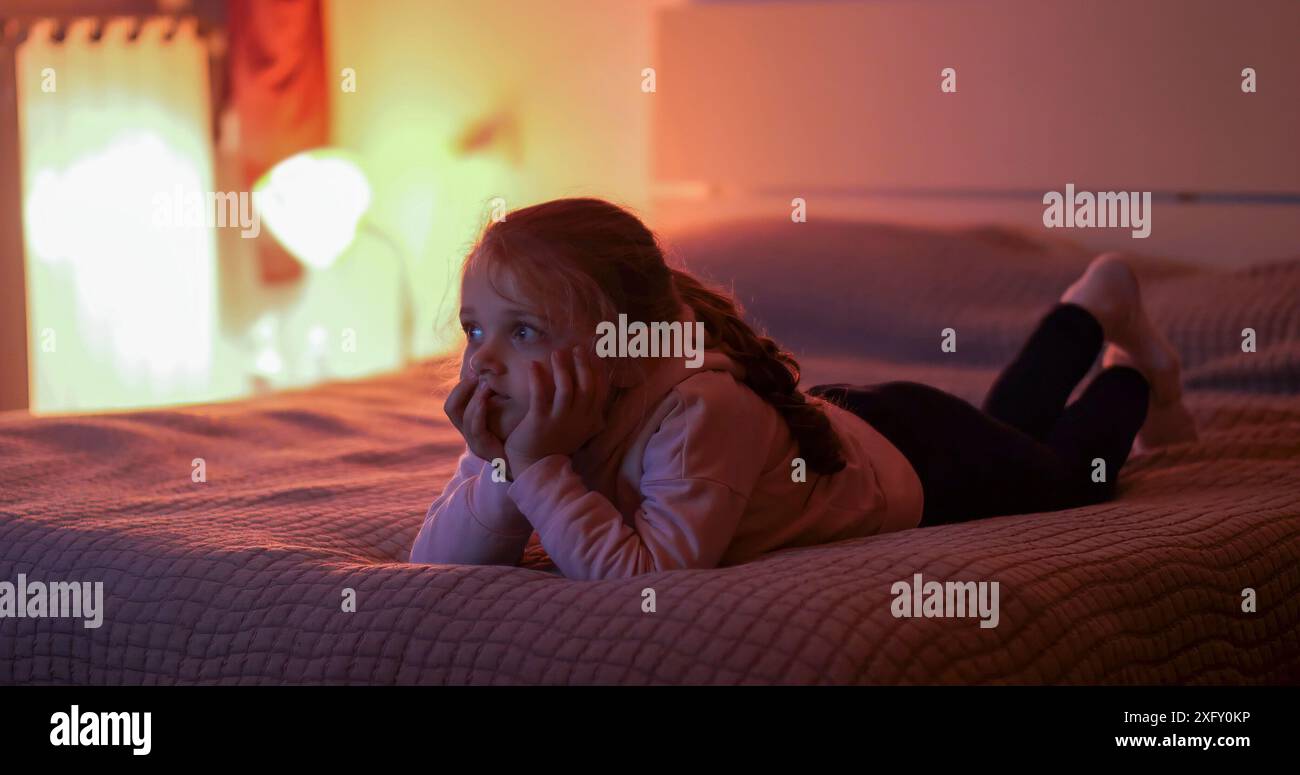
[649,0,1300,267]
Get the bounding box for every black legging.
[807,302,1150,527]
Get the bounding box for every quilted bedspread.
[2,219,1298,684]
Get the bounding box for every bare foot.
[1103,344,1199,450]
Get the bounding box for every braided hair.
[457,196,847,475]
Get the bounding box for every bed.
[2,218,1298,684]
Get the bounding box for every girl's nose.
[467,340,504,376]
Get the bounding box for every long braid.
[670,269,847,475]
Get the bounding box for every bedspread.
[2,219,1298,684]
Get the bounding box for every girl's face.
[458,265,598,440]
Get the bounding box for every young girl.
[409,197,1197,581]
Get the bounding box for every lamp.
[251,148,415,368]
[252,148,372,270]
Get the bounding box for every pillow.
[662,218,1300,393]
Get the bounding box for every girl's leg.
[980,302,1104,442]
[809,370,1148,526]
[1044,366,1150,489]
[1059,252,1197,449]
[988,253,1197,452]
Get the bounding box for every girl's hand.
[444,374,507,465]
[504,345,610,480]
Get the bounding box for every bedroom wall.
[322,0,657,359]
[650,0,1300,267]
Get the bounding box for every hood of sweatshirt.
[569,302,745,482]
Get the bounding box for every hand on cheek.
[503,345,610,481]
[444,373,507,464]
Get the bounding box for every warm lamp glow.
[254,150,372,270]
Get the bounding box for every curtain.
[17,17,224,414]
[228,0,330,284]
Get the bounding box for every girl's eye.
[461,321,544,344]
[512,323,543,343]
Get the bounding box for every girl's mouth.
[487,390,510,405]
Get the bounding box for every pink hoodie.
[410,306,924,580]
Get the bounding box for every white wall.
[651,0,1300,266]
[324,0,656,358]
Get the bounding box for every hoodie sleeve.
[409,447,535,566]
[505,380,773,581]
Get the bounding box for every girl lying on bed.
[409,197,1197,580]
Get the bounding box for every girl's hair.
[450,196,847,475]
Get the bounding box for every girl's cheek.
[528,355,554,381]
